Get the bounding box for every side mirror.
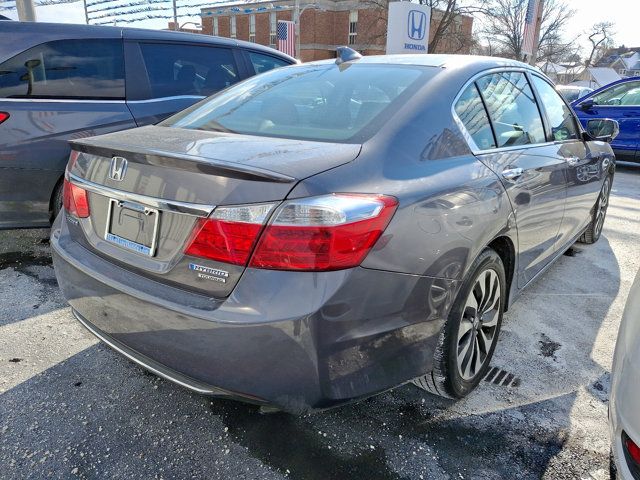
[585,118,619,143]
[578,98,595,111]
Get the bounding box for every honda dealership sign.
[385,2,431,54]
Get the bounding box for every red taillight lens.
[184,194,398,271]
[184,203,276,265]
[0,112,9,124]
[250,194,397,271]
[624,432,640,465]
[62,178,90,218]
[186,218,264,265]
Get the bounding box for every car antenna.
[336,46,362,65]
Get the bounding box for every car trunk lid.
[66,125,361,297]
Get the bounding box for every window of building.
[137,43,239,99]
[249,14,256,43]
[0,39,124,99]
[348,10,358,45]
[454,83,496,150]
[230,16,237,38]
[213,17,219,36]
[269,13,277,47]
[475,71,545,148]
[530,75,579,142]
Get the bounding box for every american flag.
[277,20,296,57]
[522,0,541,56]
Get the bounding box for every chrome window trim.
[0,98,125,104]
[127,95,205,104]
[451,66,560,155]
[68,172,214,217]
[0,95,205,104]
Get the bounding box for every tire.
[578,175,612,244]
[51,181,64,223]
[610,449,618,480]
[413,248,506,398]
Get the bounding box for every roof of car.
[308,54,534,70]
[1,21,295,62]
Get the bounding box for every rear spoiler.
[70,139,296,184]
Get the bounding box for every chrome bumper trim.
[68,172,214,217]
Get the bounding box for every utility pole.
[172,0,178,30]
[293,0,300,59]
[83,0,89,24]
[15,0,37,21]
[529,0,544,66]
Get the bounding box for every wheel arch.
[48,174,64,224]
[486,235,516,312]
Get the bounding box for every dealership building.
[173,0,474,62]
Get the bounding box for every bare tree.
[584,21,615,67]
[360,0,487,54]
[480,0,575,62]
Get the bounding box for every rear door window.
[476,71,546,148]
[247,51,291,75]
[0,39,124,99]
[138,43,239,99]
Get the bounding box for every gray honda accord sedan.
[51,52,618,412]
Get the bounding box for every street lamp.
[293,1,325,60]
[179,21,202,30]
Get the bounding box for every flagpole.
[529,0,544,66]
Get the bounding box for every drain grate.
[484,366,520,388]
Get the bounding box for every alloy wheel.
[595,177,611,238]
[456,269,501,381]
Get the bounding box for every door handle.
[502,167,524,181]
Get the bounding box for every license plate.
[105,199,160,257]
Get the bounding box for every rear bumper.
[610,358,640,479]
[52,216,455,412]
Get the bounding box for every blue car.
[572,77,640,163]
[0,22,294,229]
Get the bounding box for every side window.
[530,76,579,141]
[247,52,290,75]
[0,39,124,99]
[476,72,545,148]
[454,83,496,150]
[138,43,239,99]
[592,81,640,106]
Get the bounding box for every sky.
[3,0,640,57]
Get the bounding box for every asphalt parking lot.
[1,164,639,480]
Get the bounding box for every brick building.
[192,0,474,62]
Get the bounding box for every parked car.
[51,52,618,413]
[610,270,640,479]
[572,77,640,163]
[556,85,593,103]
[0,22,295,229]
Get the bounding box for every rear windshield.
[162,64,433,142]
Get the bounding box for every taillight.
[68,150,80,170]
[624,431,640,467]
[250,194,397,271]
[63,178,90,218]
[185,203,276,265]
[0,112,9,124]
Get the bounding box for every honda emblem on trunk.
[109,156,128,182]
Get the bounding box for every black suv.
[0,22,295,228]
